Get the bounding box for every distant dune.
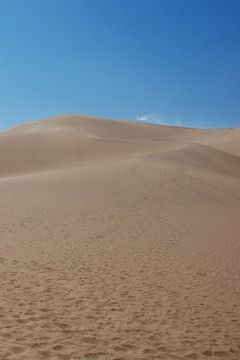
[0,115,239,359]
[1,114,240,176]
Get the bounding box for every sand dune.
[160,143,240,178]
[0,115,239,359]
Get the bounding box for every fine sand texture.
[0,114,239,359]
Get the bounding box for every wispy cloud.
[174,119,183,127]
[136,113,166,125]
[136,113,184,127]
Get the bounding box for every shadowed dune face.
[160,143,240,178]
[0,115,240,360]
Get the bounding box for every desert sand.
[0,114,239,360]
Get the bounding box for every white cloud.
[136,113,166,125]
[174,119,183,127]
[136,116,148,121]
[136,113,184,127]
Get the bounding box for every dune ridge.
[0,115,239,359]
[0,114,239,177]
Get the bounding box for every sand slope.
[0,115,239,360]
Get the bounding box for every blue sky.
[0,0,240,130]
